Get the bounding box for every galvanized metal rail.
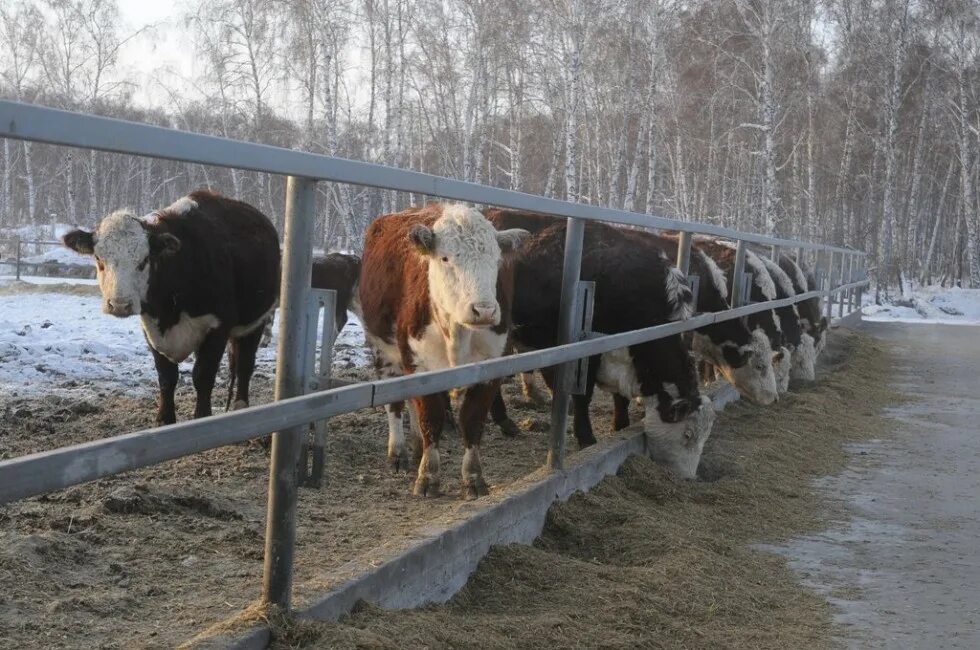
[0,99,869,615]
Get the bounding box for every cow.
[483,210,778,411]
[358,203,528,499]
[779,255,829,356]
[691,239,792,393]
[496,217,715,479]
[62,190,280,424]
[312,252,362,333]
[756,254,816,381]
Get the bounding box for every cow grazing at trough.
[63,191,280,424]
[756,255,816,381]
[691,239,791,393]
[358,203,529,498]
[492,216,715,479]
[779,255,828,356]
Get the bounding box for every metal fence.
[0,100,868,613]
[0,238,97,281]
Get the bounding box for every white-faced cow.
[757,254,816,381]
[693,239,791,394]
[778,255,828,357]
[63,191,280,424]
[358,203,528,499]
[490,216,715,479]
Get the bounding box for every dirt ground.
[0,329,897,649]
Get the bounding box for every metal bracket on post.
[824,251,836,322]
[741,272,753,306]
[299,289,338,489]
[15,239,21,281]
[568,281,595,395]
[686,275,701,309]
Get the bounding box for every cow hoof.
[576,435,597,450]
[232,400,249,411]
[412,476,441,498]
[460,479,489,500]
[388,451,411,473]
[497,418,521,438]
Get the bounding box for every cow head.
[706,328,779,405]
[63,210,180,317]
[409,204,528,328]
[790,332,817,381]
[645,394,715,479]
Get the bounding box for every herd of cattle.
[61,190,829,500]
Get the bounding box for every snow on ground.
[0,288,369,400]
[20,246,91,267]
[862,286,980,326]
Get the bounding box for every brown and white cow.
[63,190,280,424]
[757,254,816,381]
[498,217,715,479]
[358,203,528,498]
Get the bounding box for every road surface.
[780,321,980,648]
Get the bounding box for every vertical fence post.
[824,250,836,323]
[676,231,692,275]
[770,244,779,261]
[15,239,21,281]
[731,240,748,307]
[262,176,316,611]
[547,217,585,471]
[846,254,856,314]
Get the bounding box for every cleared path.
[780,321,980,648]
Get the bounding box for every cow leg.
[385,401,410,471]
[191,330,229,419]
[458,381,499,499]
[231,326,263,409]
[520,371,549,405]
[441,391,458,437]
[412,394,445,497]
[570,357,601,447]
[489,386,521,438]
[150,345,179,425]
[612,393,631,431]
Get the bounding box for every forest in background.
[1,0,978,294]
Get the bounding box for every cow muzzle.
[104,298,137,317]
[465,301,500,327]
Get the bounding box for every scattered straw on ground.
[274,330,900,650]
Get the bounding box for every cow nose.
[107,299,133,316]
[469,302,498,323]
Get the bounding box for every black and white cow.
[63,190,280,424]
[502,218,715,478]
[757,254,816,381]
[778,255,829,357]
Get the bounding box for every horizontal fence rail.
[0,101,861,255]
[0,98,869,618]
[0,285,863,506]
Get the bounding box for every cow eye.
[137,256,149,271]
[441,256,449,263]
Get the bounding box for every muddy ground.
[0,330,896,649]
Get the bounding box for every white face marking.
[140,312,221,364]
[425,205,510,328]
[644,395,715,479]
[791,332,817,381]
[721,329,779,405]
[92,210,152,316]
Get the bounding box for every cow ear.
[772,350,785,363]
[495,228,529,256]
[408,224,436,256]
[150,232,181,258]
[63,229,95,255]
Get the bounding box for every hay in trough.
[274,330,901,649]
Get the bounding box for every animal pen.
[0,100,869,628]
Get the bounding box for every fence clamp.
[568,281,596,395]
[299,289,338,489]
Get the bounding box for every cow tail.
[226,342,238,412]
